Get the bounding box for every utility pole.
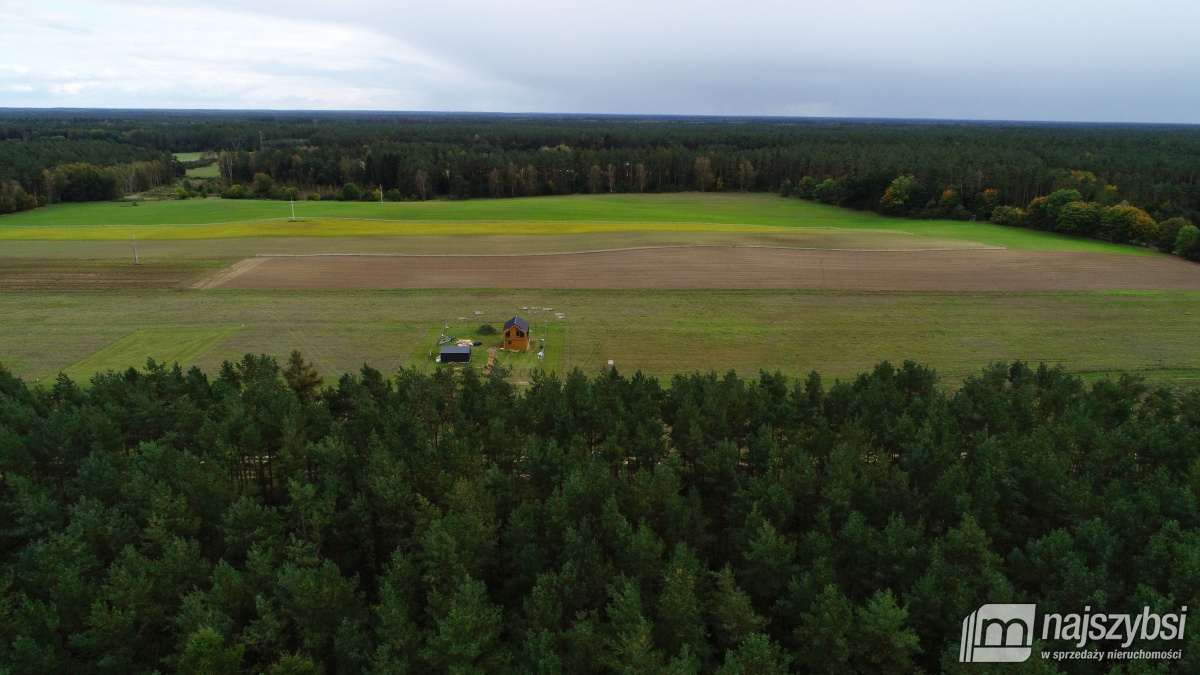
[131,234,139,264]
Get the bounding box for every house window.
[516,329,525,338]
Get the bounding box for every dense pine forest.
[0,111,1198,220]
[1,355,1197,673]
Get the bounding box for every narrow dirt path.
[481,347,499,375]
[189,257,269,289]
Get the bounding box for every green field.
[171,152,220,179]
[55,326,239,384]
[0,194,1154,254]
[2,290,1198,389]
[1,193,1196,389]
[185,165,220,179]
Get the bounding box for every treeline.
[787,170,1200,259]
[1,110,1199,220]
[0,152,175,215]
[0,130,173,213]
[2,355,1198,674]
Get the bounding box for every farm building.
[439,345,472,363]
[503,316,530,350]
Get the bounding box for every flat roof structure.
[439,345,472,362]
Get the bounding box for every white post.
[380,185,384,204]
[291,199,296,222]
[132,234,139,264]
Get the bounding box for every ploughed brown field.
[0,259,227,290]
[192,247,1200,291]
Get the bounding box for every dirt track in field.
[190,248,1200,291]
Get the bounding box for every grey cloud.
[1,0,1198,121]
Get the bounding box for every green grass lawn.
[172,152,209,162]
[3,289,1197,389]
[0,194,1153,255]
[55,326,239,384]
[185,165,220,179]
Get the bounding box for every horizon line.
[1,107,1198,128]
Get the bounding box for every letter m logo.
[959,604,1036,663]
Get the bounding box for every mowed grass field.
[172,152,220,179]
[0,193,1155,254]
[1,290,1197,388]
[186,165,220,179]
[56,327,238,383]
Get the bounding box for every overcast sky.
[2,0,1198,123]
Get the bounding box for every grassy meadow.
[0,193,1155,254]
[2,289,1198,389]
[56,326,239,383]
[2,193,1196,389]
[185,165,221,179]
[172,152,221,179]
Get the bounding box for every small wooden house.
[503,316,530,350]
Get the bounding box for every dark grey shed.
[439,345,472,363]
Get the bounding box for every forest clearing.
[2,193,1198,388]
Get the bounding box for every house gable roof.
[504,316,529,332]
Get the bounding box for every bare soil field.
[192,248,1200,291]
[0,259,227,290]
[0,228,988,259]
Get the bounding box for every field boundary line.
[252,244,1008,258]
[0,216,913,234]
[278,218,914,234]
[0,218,300,229]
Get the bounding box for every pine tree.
[604,579,665,674]
[178,628,245,675]
[282,350,322,403]
[656,543,711,664]
[715,633,791,675]
[849,590,920,674]
[708,565,768,653]
[420,578,510,674]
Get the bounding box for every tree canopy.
[2,111,1200,228]
[1,355,1198,673]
